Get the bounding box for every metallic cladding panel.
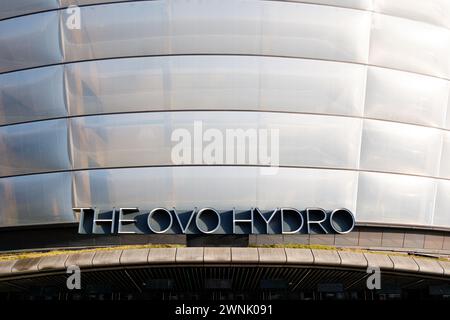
[255,168,358,211]
[1,1,449,78]
[359,120,443,177]
[0,65,67,125]
[439,132,450,179]
[70,112,172,169]
[0,0,59,20]
[446,92,450,130]
[0,0,372,72]
[256,1,371,63]
[0,119,71,177]
[0,1,373,21]
[0,0,450,230]
[70,111,362,170]
[8,0,449,25]
[61,1,371,63]
[1,0,449,27]
[0,11,62,73]
[372,0,450,29]
[288,1,372,11]
[434,180,450,228]
[356,172,436,226]
[369,13,450,79]
[62,1,169,62]
[62,0,372,11]
[72,166,357,211]
[259,112,362,169]
[0,172,73,226]
[364,66,449,128]
[75,0,372,9]
[65,56,367,118]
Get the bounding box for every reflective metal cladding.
[0,0,450,230]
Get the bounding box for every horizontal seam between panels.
[0,0,448,32]
[1,53,449,86]
[0,0,154,22]
[0,164,449,182]
[0,108,449,134]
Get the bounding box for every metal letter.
[196,208,221,234]
[306,208,328,234]
[147,208,173,234]
[93,207,116,234]
[253,208,278,234]
[232,208,254,234]
[118,207,139,234]
[281,208,304,234]
[173,207,197,234]
[329,208,355,234]
[74,207,93,234]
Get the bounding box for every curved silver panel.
[0,172,73,226]
[0,119,70,177]
[369,13,450,79]
[0,11,62,73]
[255,167,358,211]
[70,111,362,170]
[0,0,59,20]
[0,1,449,78]
[446,92,450,130]
[66,56,367,118]
[260,113,362,169]
[373,0,450,29]
[434,180,450,228]
[438,131,450,180]
[70,113,171,169]
[0,0,372,73]
[292,1,372,10]
[0,65,66,125]
[1,0,449,26]
[356,171,436,227]
[1,0,450,230]
[0,1,375,22]
[360,120,443,177]
[365,67,449,128]
[63,0,373,11]
[61,1,371,64]
[73,166,358,212]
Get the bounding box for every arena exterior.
[0,0,450,300]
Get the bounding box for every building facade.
[1,0,450,300]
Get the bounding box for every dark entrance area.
[1,265,449,301]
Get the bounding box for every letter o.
[329,208,355,234]
[196,208,221,234]
[147,208,173,233]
